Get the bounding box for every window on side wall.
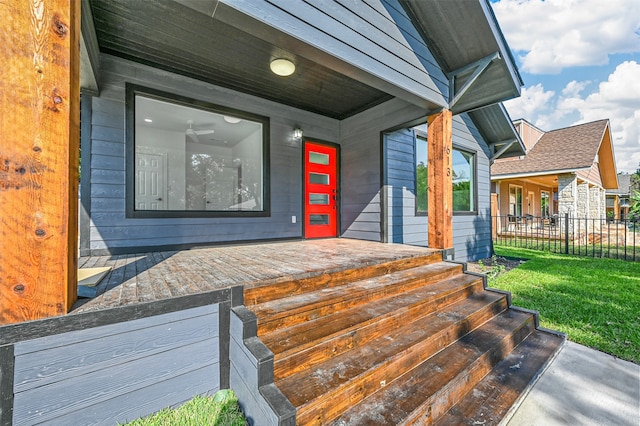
[125,84,269,218]
[415,133,428,215]
[452,148,476,213]
[509,185,523,217]
[541,191,550,217]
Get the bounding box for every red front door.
[304,141,338,238]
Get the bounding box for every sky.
[489,0,640,174]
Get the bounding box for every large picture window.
[126,85,269,217]
[452,148,476,212]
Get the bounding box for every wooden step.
[265,273,485,381]
[278,293,512,425]
[328,310,535,425]
[434,330,565,426]
[244,252,442,306]
[253,262,462,334]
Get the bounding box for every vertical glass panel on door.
[309,214,330,225]
[309,151,330,165]
[309,173,330,185]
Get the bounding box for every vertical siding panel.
[340,98,427,242]
[383,128,428,245]
[452,115,492,262]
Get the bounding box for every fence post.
[564,213,569,254]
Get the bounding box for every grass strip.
[122,390,246,426]
[491,245,639,364]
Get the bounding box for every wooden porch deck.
[72,239,440,313]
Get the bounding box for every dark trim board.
[219,301,231,390]
[79,93,93,257]
[380,129,388,243]
[0,344,14,426]
[452,143,480,216]
[0,288,234,346]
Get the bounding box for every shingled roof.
[607,173,631,195]
[492,119,610,177]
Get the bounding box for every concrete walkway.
[507,341,640,425]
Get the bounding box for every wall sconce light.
[270,58,296,76]
[293,127,303,139]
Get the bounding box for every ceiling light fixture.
[144,118,153,123]
[223,116,242,124]
[270,58,296,77]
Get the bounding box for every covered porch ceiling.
[83,0,523,151]
[401,0,522,114]
[86,0,394,120]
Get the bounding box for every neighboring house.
[491,118,618,229]
[606,173,632,220]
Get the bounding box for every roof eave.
[400,0,522,113]
[491,167,592,181]
[595,121,619,189]
[469,103,526,160]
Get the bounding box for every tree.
[632,164,640,194]
[630,191,640,219]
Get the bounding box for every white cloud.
[492,0,640,74]
[504,84,555,121]
[505,62,640,173]
[561,80,590,97]
[562,61,640,173]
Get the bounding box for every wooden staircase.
[244,252,564,425]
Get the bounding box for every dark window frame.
[414,129,428,217]
[125,83,270,218]
[452,145,478,215]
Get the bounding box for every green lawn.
[122,390,246,426]
[490,245,640,364]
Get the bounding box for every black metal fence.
[492,214,640,262]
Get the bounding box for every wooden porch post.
[427,109,453,254]
[0,0,80,323]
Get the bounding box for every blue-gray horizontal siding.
[223,0,448,106]
[382,114,493,262]
[87,54,339,253]
[340,98,427,242]
[384,128,428,244]
[452,115,492,262]
[12,304,220,426]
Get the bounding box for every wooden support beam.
[0,0,80,323]
[427,109,453,251]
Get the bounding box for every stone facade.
[557,174,607,232]
[557,173,577,216]
[589,185,604,230]
[577,182,589,218]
